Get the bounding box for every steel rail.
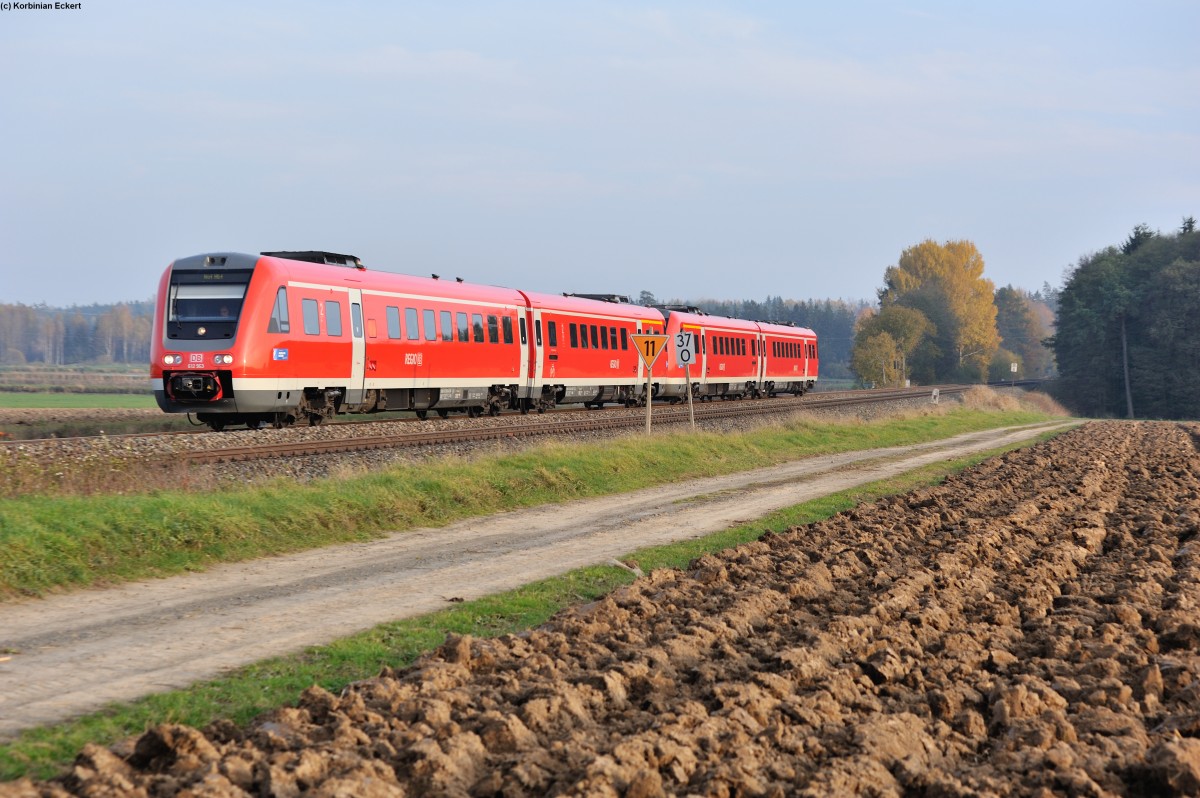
[174,385,967,465]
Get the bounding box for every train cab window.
[166,276,249,339]
[590,325,599,349]
[457,312,469,342]
[351,303,363,338]
[570,323,579,348]
[472,314,485,343]
[620,328,628,350]
[487,315,499,343]
[302,299,320,335]
[547,321,558,347]
[325,301,343,337]
[406,308,420,340]
[441,311,453,342]
[424,309,437,341]
[268,287,290,334]
[600,326,609,350]
[387,307,401,339]
[502,317,513,344]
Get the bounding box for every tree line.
[1052,218,1199,419]
[0,301,155,367]
[7,219,1195,421]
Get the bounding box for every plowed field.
[7,420,1200,797]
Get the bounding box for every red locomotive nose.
[166,372,225,403]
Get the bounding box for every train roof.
[757,319,817,337]
[520,290,664,321]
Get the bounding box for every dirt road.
[0,422,1069,741]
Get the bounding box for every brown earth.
[6,420,1200,797]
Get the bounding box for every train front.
[150,253,260,426]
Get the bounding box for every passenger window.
[387,306,401,339]
[472,313,485,342]
[302,298,320,335]
[351,303,363,338]
[406,308,419,340]
[487,315,499,343]
[268,287,290,333]
[535,319,542,346]
[520,317,527,345]
[502,316,513,344]
[424,309,437,341]
[325,301,342,337]
[441,311,453,342]
[548,321,558,347]
[600,326,609,350]
[581,324,589,349]
[457,312,469,342]
[620,328,628,350]
[590,325,598,349]
[570,323,579,348]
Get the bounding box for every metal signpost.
[631,333,668,434]
[674,329,697,430]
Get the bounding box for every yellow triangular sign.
[631,334,668,368]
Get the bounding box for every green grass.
[0,429,1063,782]
[0,407,1063,600]
[0,393,157,409]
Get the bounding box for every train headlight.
[214,354,233,365]
[162,354,183,366]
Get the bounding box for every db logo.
[189,354,204,364]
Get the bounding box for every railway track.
[173,385,967,465]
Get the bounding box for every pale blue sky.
[2,1,1197,307]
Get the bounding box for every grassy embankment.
[0,395,1073,780]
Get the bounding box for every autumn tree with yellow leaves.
[873,239,1000,383]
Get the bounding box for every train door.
[347,288,366,405]
[531,309,546,385]
[753,331,763,384]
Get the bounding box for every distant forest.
[0,301,155,367]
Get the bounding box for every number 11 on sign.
[631,334,668,433]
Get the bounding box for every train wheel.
[246,420,262,430]
[415,410,428,420]
[489,404,501,417]
[467,406,482,418]
[208,420,226,432]
[308,413,324,426]
[436,409,449,419]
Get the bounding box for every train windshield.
[168,281,248,322]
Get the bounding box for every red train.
[151,251,818,429]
